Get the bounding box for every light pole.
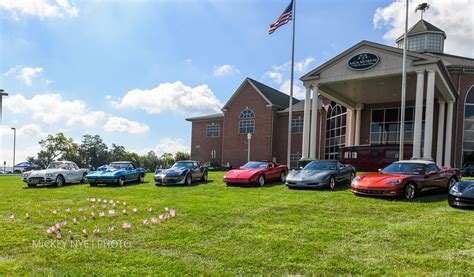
[0,90,8,171]
[247,133,252,162]
[11,127,16,172]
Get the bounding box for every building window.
[292,117,304,133]
[325,103,347,160]
[407,35,426,52]
[370,107,424,145]
[206,123,220,137]
[463,87,474,166]
[239,107,255,134]
[290,153,302,169]
[426,34,443,52]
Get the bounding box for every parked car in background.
[352,160,460,200]
[286,160,356,189]
[339,145,412,172]
[460,163,474,177]
[22,161,89,187]
[154,160,208,186]
[448,181,474,209]
[86,161,146,186]
[223,161,288,186]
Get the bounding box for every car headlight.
[449,184,462,196]
[353,176,361,182]
[23,173,30,177]
[45,173,54,177]
[385,179,401,185]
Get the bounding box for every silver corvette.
[286,160,356,190]
[22,161,89,187]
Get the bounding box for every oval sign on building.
[347,53,380,70]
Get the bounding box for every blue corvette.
[86,161,146,186]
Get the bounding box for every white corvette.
[22,161,89,187]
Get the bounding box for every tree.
[160,153,175,169]
[108,144,127,162]
[175,151,191,161]
[78,134,109,169]
[141,151,160,172]
[33,133,78,167]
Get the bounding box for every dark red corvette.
[351,160,461,199]
[224,161,288,186]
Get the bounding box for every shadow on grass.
[89,181,149,188]
[287,182,352,191]
[354,188,449,203]
[23,182,87,189]
[154,180,214,188]
[226,181,284,188]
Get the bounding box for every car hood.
[225,168,262,178]
[355,173,407,187]
[29,169,64,177]
[156,167,188,176]
[456,182,474,198]
[88,169,124,177]
[287,170,333,181]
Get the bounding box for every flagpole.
[286,0,296,168]
[399,0,409,161]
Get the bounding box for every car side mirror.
[427,170,437,176]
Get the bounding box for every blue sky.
[0,0,471,164]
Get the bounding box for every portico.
[300,40,457,166]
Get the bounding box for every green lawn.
[0,172,473,275]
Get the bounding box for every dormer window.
[395,19,446,53]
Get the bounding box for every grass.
[0,172,473,275]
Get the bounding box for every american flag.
[93,227,100,235]
[78,207,83,212]
[122,222,131,229]
[122,209,128,214]
[99,211,105,217]
[169,209,176,218]
[66,208,70,213]
[56,230,62,240]
[108,225,115,232]
[9,213,14,220]
[151,217,158,224]
[147,207,152,213]
[25,212,30,219]
[268,0,293,35]
[143,219,150,225]
[108,209,115,215]
[73,217,77,224]
[82,228,88,236]
[133,208,138,213]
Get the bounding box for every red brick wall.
[221,82,275,168]
[190,119,223,166]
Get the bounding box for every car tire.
[138,174,145,183]
[404,183,417,200]
[185,174,192,186]
[55,175,65,187]
[258,175,265,187]
[280,171,286,183]
[117,176,125,186]
[201,171,208,182]
[80,173,87,184]
[90,182,97,187]
[447,177,457,191]
[329,176,336,190]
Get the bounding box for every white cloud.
[374,0,474,57]
[112,81,223,115]
[104,117,149,135]
[264,71,283,84]
[3,66,44,86]
[279,80,305,99]
[213,64,240,77]
[0,0,78,19]
[295,57,316,73]
[141,138,190,156]
[4,94,106,127]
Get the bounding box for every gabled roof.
[222,78,299,110]
[427,52,474,68]
[396,19,446,43]
[185,113,224,122]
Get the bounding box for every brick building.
[187,19,474,169]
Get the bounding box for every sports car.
[223,161,288,186]
[286,160,355,189]
[351,160,460,200]
[86,161,146,186]
[448,181,474,209]
[22,161,89,187]
[154,160,208,186]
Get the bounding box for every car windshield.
[172,162,193,169]
[109,163,132,170]
[47,163,69,170]
[382,163,425,175]
[304,161,337,171]
[242,162,269,169]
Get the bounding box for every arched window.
[463,87,474,166]
[325,103,347,159]
[239,107,255,134]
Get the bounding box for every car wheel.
[329,176,336,190]
[117,176,125,186]
[55,175,65,187]
[258,175,265,187]
[404,183,417,200]
[280,171,286,183]
[90,182,97,187]
[185,174,192,186]
[447,177,457,191]
[138,174,145,183]
[27,183,37,188]
[80,173,87,184]
[201,171,208,182]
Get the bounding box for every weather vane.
[415,3,430,19]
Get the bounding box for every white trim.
[423,69,436,159]
[436,101,445,167]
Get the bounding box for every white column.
[309,86,319,159]
[354,104,363,146]
[413,70,424,159]
[347,110,353,147]
[444,101,454,167]
[423,69,436,159]
[301,86,311,158]
[436,100,445,167]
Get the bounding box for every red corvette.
[224,161,288,186]
[351,160,461,200]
